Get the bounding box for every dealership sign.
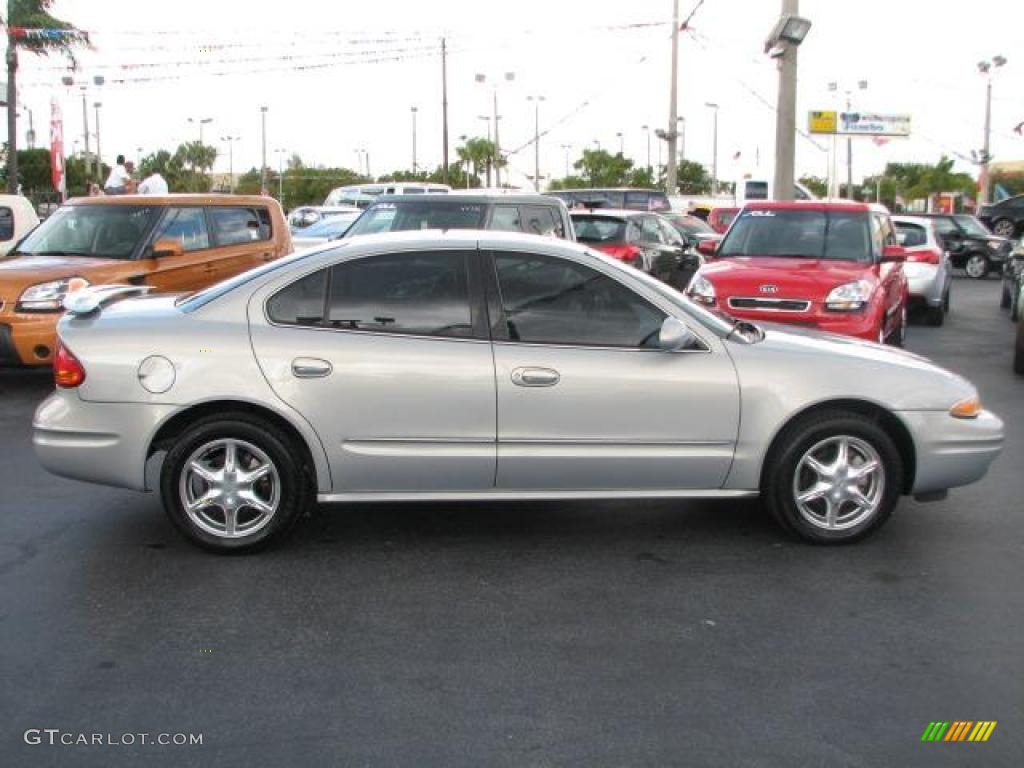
[808,110,911,137]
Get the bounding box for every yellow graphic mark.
[968,721,997,742]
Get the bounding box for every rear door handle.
[292,357,333,378]
[511,367,560,387]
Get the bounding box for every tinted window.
[346,202,486,237]
[931,217,958,236]
[490,205,522,232]
[718,209,872,262]
[267,269,327,325]
[212,207,271,246]
[152,207,210,252]
[745,181,768,200]
[953,215,990,237]
[667,214,714,235]
[0,207,13,241]
[493,252,665,347]
[895,222,927,247]
[521,206,561,237]
[17,204,157,259]
[571,215,627,243]
[657,218,684,245]
[639,216,663,243]
[326,251,473,337]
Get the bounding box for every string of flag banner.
[8,27,86,40]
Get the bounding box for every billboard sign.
[808,110,911,137]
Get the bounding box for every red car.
[708,206,740,234]
[688,201,909,345]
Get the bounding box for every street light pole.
[679,116,686,163]
[81,88,90,179]
[768,0,811,201]
[477,71,514,188]
[528,95,544,190]
[561,143,571,178]
[93,102,102,181]
[977,55,1006,206]
[705,103,719,194]
[616,131,624,156]
[275,148,285,204]
[221,136,237,193]
[478,115,493,186]
[642,125,651,170]
[411,106,418,173]
[665,0,680,194]
[259,106,268,194]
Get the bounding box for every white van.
[324,182,450,206]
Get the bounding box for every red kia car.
[688,201,909,345]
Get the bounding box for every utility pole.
[665,0,680,194]
[94,102,102,180]
[493,89,502,187]
[706,103,719,194]
[259,106,268,193]
[5,11,18,192]
[528,95,544,191]
[977,56,1006,205]
[642,125,651,170]
[561,143,571,178]
[771,0,803,201]
[411,106,418,173]
[441,38,450,185]
[845,93,853,198]
[81,89,90,180]
[221,136,236,193]
[679,117,686,163]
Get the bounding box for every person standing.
[104,154,131,194]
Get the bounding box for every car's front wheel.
[964,252,990,279]
[992,218,1016,239]
[763,411,903,544]
[160,414,309,552]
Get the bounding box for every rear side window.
[0,207,13,241]
[212,207,271,246]
[521,206,562,237]
[490,205,522,232]
[895,222,927,247]
[152,207,210,252]
[267,269,327,325]
[326,251,474,337]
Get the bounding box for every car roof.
[69,193,274,207]
[337,228,587,252]
[743,199,887,213]
[550,187,665,193]
[569,208,649,219]
[374,192,561,205]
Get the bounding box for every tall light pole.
[275,148,286,204]
[767,2,812,201]
[221,136,237,193]
[476,71,514,187]
[642,125,651,170]
[705,103,719,195]
[561,143,572,178]
[478,115,493,186]
[410,106,419,174]
[616,131,625,156]
[93,102,102,180]
[830,80,867,198]
[527,95,545,190]
[678,116,686,163]
[61,74,103,182]
[259,106,268,193]
[977,55,1007,206]
[188,116,212,145]
[665,0,680,194]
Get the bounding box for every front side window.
[16,204,158,259]
[718,209,872,262]
[639,216,663,244]
[931,217,958,236]
[490,205,522,232]
[0,207,13,241]
[151,207,210,252]
[211,207,271,246]
[493,252,665,348]
[327,251,473,337]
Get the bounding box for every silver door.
[249,248,496,492]
[487,250,740,490]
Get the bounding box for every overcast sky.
[11,0,1024,191]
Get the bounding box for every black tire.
[992,218,1017,239]
[926,304,945,326]
[963,252,989,279]
[160,413,310,553]
[1011,288,1021,323]
[762,410,903,544]
[1014,315,1024,376]
[886,306,907,347]
[1001,284,1012,309]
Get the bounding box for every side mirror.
[881,244,906,263]
[151,237,184,259]
[697,238,718,257]
[658,316,697,351]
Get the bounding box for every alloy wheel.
[792,435,885,531]
[179,438,281,539]
[965,254,988,279]
[993,219,1015,238]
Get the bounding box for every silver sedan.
[34,231,1004,552]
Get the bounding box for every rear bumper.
[33,390,177,491]
[902,263,945,307]
[898,409,1005,495]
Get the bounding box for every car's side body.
[35,232,1002,511]
[978,194,1024,239]
[1002,238,1024,321]
[0,194,41,256]
[917,212,1010,278]
[892,215,952,322]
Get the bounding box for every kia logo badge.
[759,284,780,294]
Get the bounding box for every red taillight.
[600,244,642,265]
[54,340,86,388]
[906,248,941,264]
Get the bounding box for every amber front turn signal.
[949,397,982,419]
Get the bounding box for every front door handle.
[292,357,333,378]
[511,367,560,387]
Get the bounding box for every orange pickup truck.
[0,195,292,366]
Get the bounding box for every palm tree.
[4,0,89,192]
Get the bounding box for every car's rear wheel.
[992,218,1016,239]
[926,302,945,326]
[763,411,903,544]
[1011,287,1021,322]
[964,252,989,279]
[160,414,309,552]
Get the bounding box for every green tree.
[3,0,89,191]
[991,170,1024,198]
[456,137,499,186]
[799,175,828,198]
[573,149,634,187]
[676,160,712,194]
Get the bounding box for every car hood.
[701,256,875,299]
[0,254,128,291]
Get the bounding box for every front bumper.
[0,311,62,366]
[897,409,1004,495]
[720,303,884,342]
[33,390,178,491]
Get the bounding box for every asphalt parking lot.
[1,277,1021,767]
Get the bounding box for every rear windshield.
[16,204,158,259]
[718,209,872,262]
[571,215,627,243]
[895,221,927,247]
[345,201,487,237]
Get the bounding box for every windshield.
[345,201,487,237]
[718,209,872,262]
[298,214,359,238]
[571,216,627,243]
[953,215,991,238]
[15,204,158,259]
[666,214,714,235]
